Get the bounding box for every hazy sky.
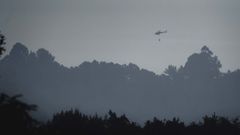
[0,0,240,74]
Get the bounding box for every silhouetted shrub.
[0,93,38,134]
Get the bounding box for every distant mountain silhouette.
[0,43,239,123]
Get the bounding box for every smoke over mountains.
[0,43,239,123]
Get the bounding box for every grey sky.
[0,0,240,74]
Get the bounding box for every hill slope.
[0,43,239,123]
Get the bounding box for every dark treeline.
[1,93,240,135]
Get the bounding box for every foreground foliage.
[0,93,240,135]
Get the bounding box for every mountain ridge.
[0,42,239,123]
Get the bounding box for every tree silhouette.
[37,48,55,63]
[0,31,6,56]
[164,65,178,79]
[0,93,38,134]
[183,46,222,79]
